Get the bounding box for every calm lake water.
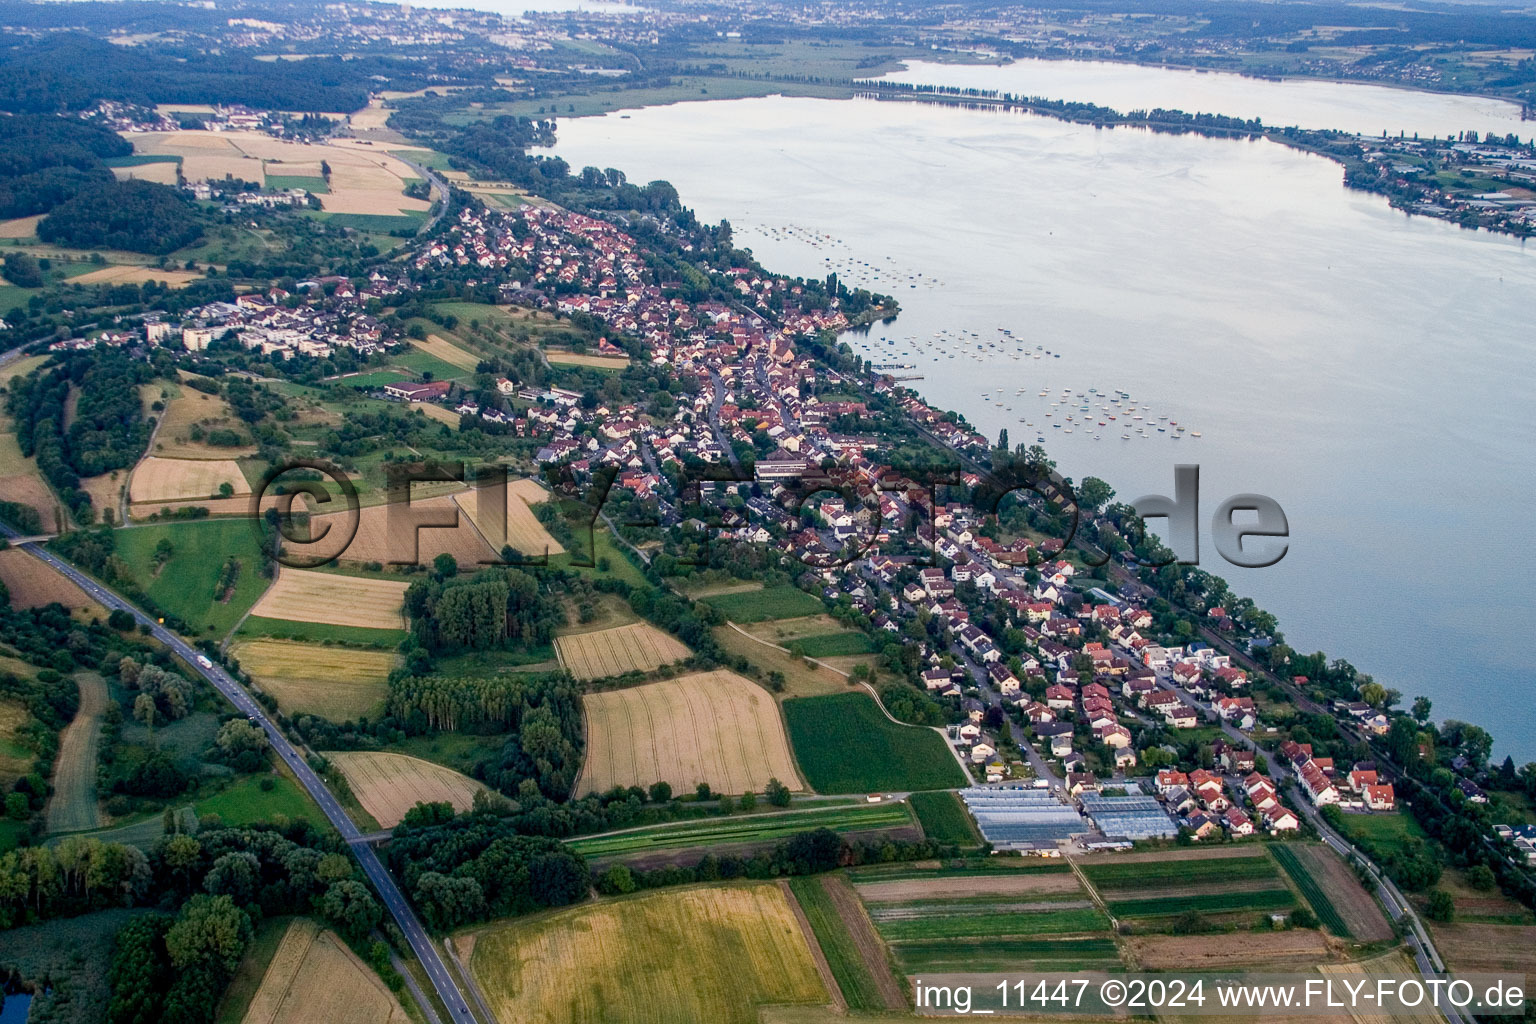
[882,59,1532,139]
[552,73,1536,759]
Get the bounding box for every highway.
[0,529,483,1024]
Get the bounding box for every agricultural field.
[453,476,565,558]
[0,438,62,534]
[232,639,395,722]
[238,617,407,647]
[312,493,496,566]
[1272,843,1394,941]
[129,131,429,217]
[413,334,480,371]
[567,802,914,859]
[70,265,202,288]
[677,577,762,599]
[128,456,249,504]
[554,620,690,681]
[850,862,1111,975]
[1428,921,1536,976]
[463,883,828,1024]
[1123,928,1330,970]
[248,568,407,630]
[1082,849,1296,920]
[239,918,410,1024]
[0,548,101,613]
[745,615,877,657]
[44,672,107,834]
[788,875,903,1011]
[1106,889,1296,918]
[545,350,630,369]
[1318,951,1444,1024]
[112,520,272,636]
[783,693,965,793]
[702,585,824,623]
[324,751,487,828]
[1080,849,1285,891]
[577,670,801,796]
[908,790,980,844]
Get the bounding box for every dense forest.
[402,565,562,654]
[386,671,583,800]
[0,34,415,113]
[7,349,156,522]
[37,178,203,254]
[384,812,588,930]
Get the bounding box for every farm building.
[1079,792,1178,840]
[959,787,1086,849]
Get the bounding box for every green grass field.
[1082,852,1282,890]
[103,154,182,168]
[392,346,473,381]
[890,935,1120,973]
[195,771,317,827]
[909,790,979,844]
[1336,810,1430,859]
[1107,888,1296,918]
[784,693,965,794]
[788,876,886,1011]
[311,211,424,232]
[237,615,407,648]
[1272,844,1354,938]
[875,907,1108,940]
[265,174,329,193]
[112,519,272,636]
[703,585,824,623]
[795,632,879,657]
[390,149,454,171]
[567,802,912,858]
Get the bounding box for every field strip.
[782,878,847,1012]
[45,671,107,833]
[248,568,407,630]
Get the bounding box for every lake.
[551,73,1536,760]
[882,58,1532,139]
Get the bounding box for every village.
[40,182,1525,867]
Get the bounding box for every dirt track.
[823,874,907,1010]
[45,672,106,833]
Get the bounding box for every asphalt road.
[2,531,483,1024]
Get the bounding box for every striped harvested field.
[241,918,409,1024]
[128,456,249,503]
[249,569,407,630]
[0,549,101,613]
[314,493,496,566]
[232,640,395,722]
[324,752,486,828]
[555,621,690,681]
[453,476,564,558]
[464,884,826,1024]
[578,670,801,796]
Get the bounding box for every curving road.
[0,528,483,1024]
